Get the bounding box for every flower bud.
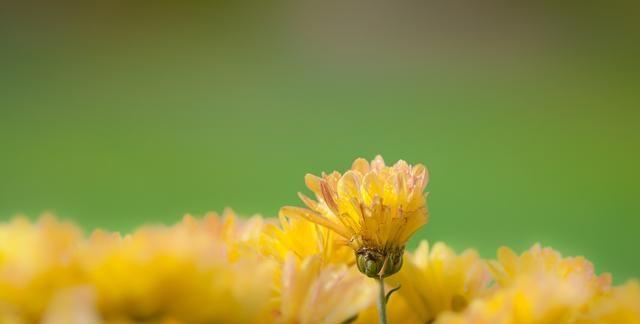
[356,247,404,278]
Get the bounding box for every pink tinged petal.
[298,192,319,211]
[337,171,362,204]
[320,181,340,215]
[371,155,386,171]
[337,172,366,224]
[597,273,613,291]
[393,159,410,174]
[305,174,324,196]
[395,172,409,205]
[324,171,342,188]
[412,164,429,191]
[351,158,370,174]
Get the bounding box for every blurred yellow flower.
[489,244,611,294]
[275,255,375,324]
[437,244,613,324]
[391,241,491,323]
[436,272,594,324]
[577,280,640,324]
[0,215,84,322]
[77,211,275,322]
[281,155,429,277]
[0,212,277,323]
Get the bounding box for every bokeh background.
[1,1,639,282]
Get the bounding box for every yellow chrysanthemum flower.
[436,272,595,324]
[275,255,375,324]
[0,212,277,323]
[437,244,613,324]
[280,155,429,278]
[76,211,275,322]
[0,216,84,323]
[489,243,611,294]
[577,280,640,324]
[390,241,491,323]
[354,241,490,324]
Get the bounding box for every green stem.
[377,276,388,324]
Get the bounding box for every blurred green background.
[1,1,639,282]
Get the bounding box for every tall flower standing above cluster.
[280,155,429,278]
[280,156,429,324]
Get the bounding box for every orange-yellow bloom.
[275,255,375,324]
[0,216,84,322]
[489,244,611,294]
[392,241,492,323]
[77,212,275,322]
[280,156,429,277]
[577,280,640,324]
[0,212,277,323]
[437,244,613,324]
[436,272,595,324]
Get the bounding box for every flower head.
[0,212,277,323]
[578,280,640,324]
[437,244,613,324]
[436,272,595,324]
[0,215,84,322]
[275,255,375,324]
[280,156,429,277]
[392,241,492,323]
[489,244,612,294]
[77,211,276,322]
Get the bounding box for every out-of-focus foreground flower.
[393,241,492,323]
[0,157,638,324]
[0,212,277,323]
[436,244,616,324]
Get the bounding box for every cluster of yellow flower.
[0,156,638,323]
